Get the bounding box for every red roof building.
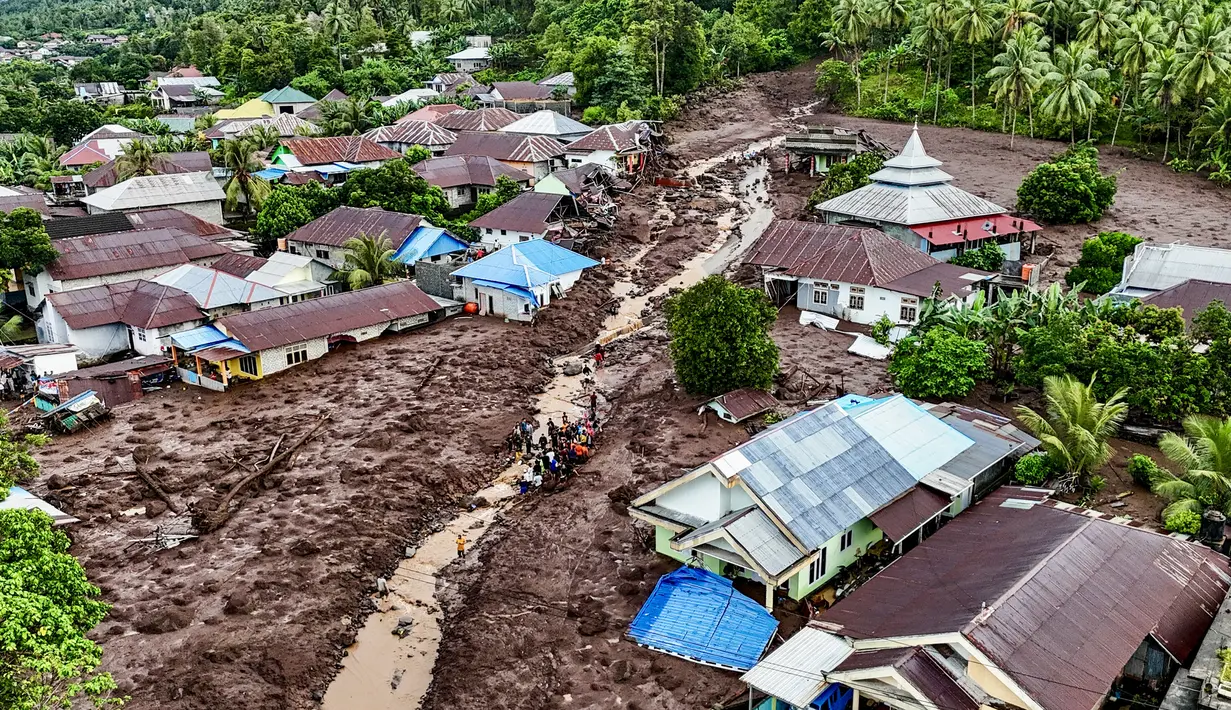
[283,206,426,267]
[434,107,521,132]
[398,103,465,124]
[273,136,401,167]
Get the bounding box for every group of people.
[507,392,604,495]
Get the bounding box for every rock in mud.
[611,659,632,683]
[135,606,193,634]
[393,615,415,638]
[223,590,250,615]
[391,668,404,690]
[562,359,587,376]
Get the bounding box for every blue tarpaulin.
[627,566,778,671]
[170,325,230,350]
[391,226,470,264]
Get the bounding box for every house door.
[487,294,494,314]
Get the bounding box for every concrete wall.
[258,336,330,377]
[39,304,130,357]
[30,351,79,376]
[86,199,223,225]
[476,227,544,250]
[26,259,225,310]
[794,279,922,327]
[464,279,534,321]
[657,472,726,522]
[415,259,464,300]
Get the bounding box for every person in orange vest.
[456,534,466,559]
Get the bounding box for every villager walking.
[456,534,466,559]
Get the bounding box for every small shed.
[54,355,174,406]
[627,566,778,671]
[702,388,778,423]
[783,125,859,175]
[40,389,107,433]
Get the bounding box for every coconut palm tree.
[1015,374,1130,491]
[950,0,1000,123]
[1121,0,1157,16]
[1033,0,1070,45]
[1177,13,1231,101]
[988,25,1049,145]
[1152,415,1231,518]
[833,0,875,106]
[220,138,272,216]
[1076,0,1126,55]
[323,0,354,67]
[1041,42,1109,141]
[339,232,398,289]
[1163,0,1204,47]
[1192,96,1231,152]
[1111,11,1164,144]
[116,138,157,180]
[875,0,911,100]
[244,123,283,149]
[912,3,950,120]
[320,95,377,136]
[1143,48,1186,160]
[1002,0,1041,39]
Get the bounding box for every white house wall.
[40,307,130,358]
[87,199,223,225]
[477,227,546,249]
[465,280,534,321]
[793,279,922,327]
[25,259,226,309]
[656,473,727,523]
[258,336,330,376]
[31,351,79,376]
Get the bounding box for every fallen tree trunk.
[136,466,179,515]
[193,415,330,533]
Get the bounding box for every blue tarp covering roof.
[189,338,250,355]
[254,168,287,181]
[170,325,229,350]
[452,241,598,289]
[627,566,778,671]
[472,278,537,306]
[391,226,469,264]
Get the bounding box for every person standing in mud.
[593,343,605,369]
[538,432,548,452]
[456,534,466,558]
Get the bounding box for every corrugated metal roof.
[819,180,1005,227]
[469,192,564,234]
[745,219,938,286]
[124,207,233,239]
[151,264,283,308]
[58,143,111,167]
[365,120,457,148]
[390,226,469,264]
[1119,243,1231,294]
[446,46,490,60]
[709,388,779,422]
[880,261,993,300]
[538,72,574,87]
[741,625,852,707]
[1,486,78,525]
[285,206,423,249]
[216,280,440,351]
[445,132,565,163]
[43,212,134,240]
[84,151,213,189]
[824,486,1231,710]
[453,239,598,287]
[491,81,553,101]
[169,324,229,350]
[381,88,441,106]
[498,110,591,139]
[47,228,229,281]
[711,396,970,551]
[61,354,171,379]
[627,566,778,671]
[435,108,521,132]
[81,172,224,212]
[866,485,952,542]
[211,253,267,278]
[398,103,465,124]
[922,403,1039,481]
[45,280,204,329]
[1142,279,1231,325]
[412,154,531,188]
[259,86,316,104]
[278,136,401,166]
[567,120,657,153]
[674,506,801,575]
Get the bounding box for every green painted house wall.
[654,526,724,574]
[789,518,883,600]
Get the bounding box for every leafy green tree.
[1002,0,1041,38]
[888,327,993,398]
[1,506,121,710]
[949,241,1007,271]
[339,232,399,289]
[1111,11,1163,144]
[40,100,103,147]
[1014,373,1129,490]
[115,138,157,181]
[461,176,523,221]
[590,44,651,114]
[663,275,779,396]
[1064,230,1141,292]
[1142,48,1185,161]
[0,208,57,279]
[1016,143,1118,222]
[252,188,316,255]
[404,145,432,165]
[1076,0,1126,54]
[1152,415,1231,518]
[815,58,858,103]
[339,160,449,223]
[1177,13,1231,100]
[807,151,885,205]
[572,36,618,107]
[319,95,379,137]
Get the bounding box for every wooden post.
[219,360,229,387]
[194,355,202,380]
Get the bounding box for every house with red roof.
[269,136,401,184]
[564,120,663,174]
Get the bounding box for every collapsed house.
[782,125,860,175]
[564,120,664,175]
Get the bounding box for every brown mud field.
[29,59,1215,710]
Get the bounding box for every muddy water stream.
[321,138,780,710]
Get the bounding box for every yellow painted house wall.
[224,354,263,381]
[968,657,1033,708]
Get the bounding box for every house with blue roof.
[391,226,469,266]
[450,241,598,321]
[629,395,1036,610]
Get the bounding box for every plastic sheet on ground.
[848,335,891,360]
[799,311,839,330]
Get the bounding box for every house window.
[288,245,299,255]
[134,327,147,342]
[286,343,309,366]
[500,229,507,236]
[239,355,258,376]
[813,288,827,305]
[849,294,865,310]
[315,249,329,260]
[901,305,918,321]
[839,529,854,551]
[808,547,827,584]
[486,228,493,235]
[26,282,35,297]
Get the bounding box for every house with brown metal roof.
[483,81,570,114]
[283,206,430,269]
[701,388,779,423]
[413,155,532,209]
[269,136,401,177]
[444,132,565,182]
[83,151,213,191]
[398,103,465,124]
[40,280,206,358]
[434,107,521,133]
[744,219,994,327]
[170,280,447,388]
[468,192,567,248]
[24,227,231,310]
[564,120,662,174]
[363,120,457,156]
[742,485,1231,710]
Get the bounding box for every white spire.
[883,125,943,170]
